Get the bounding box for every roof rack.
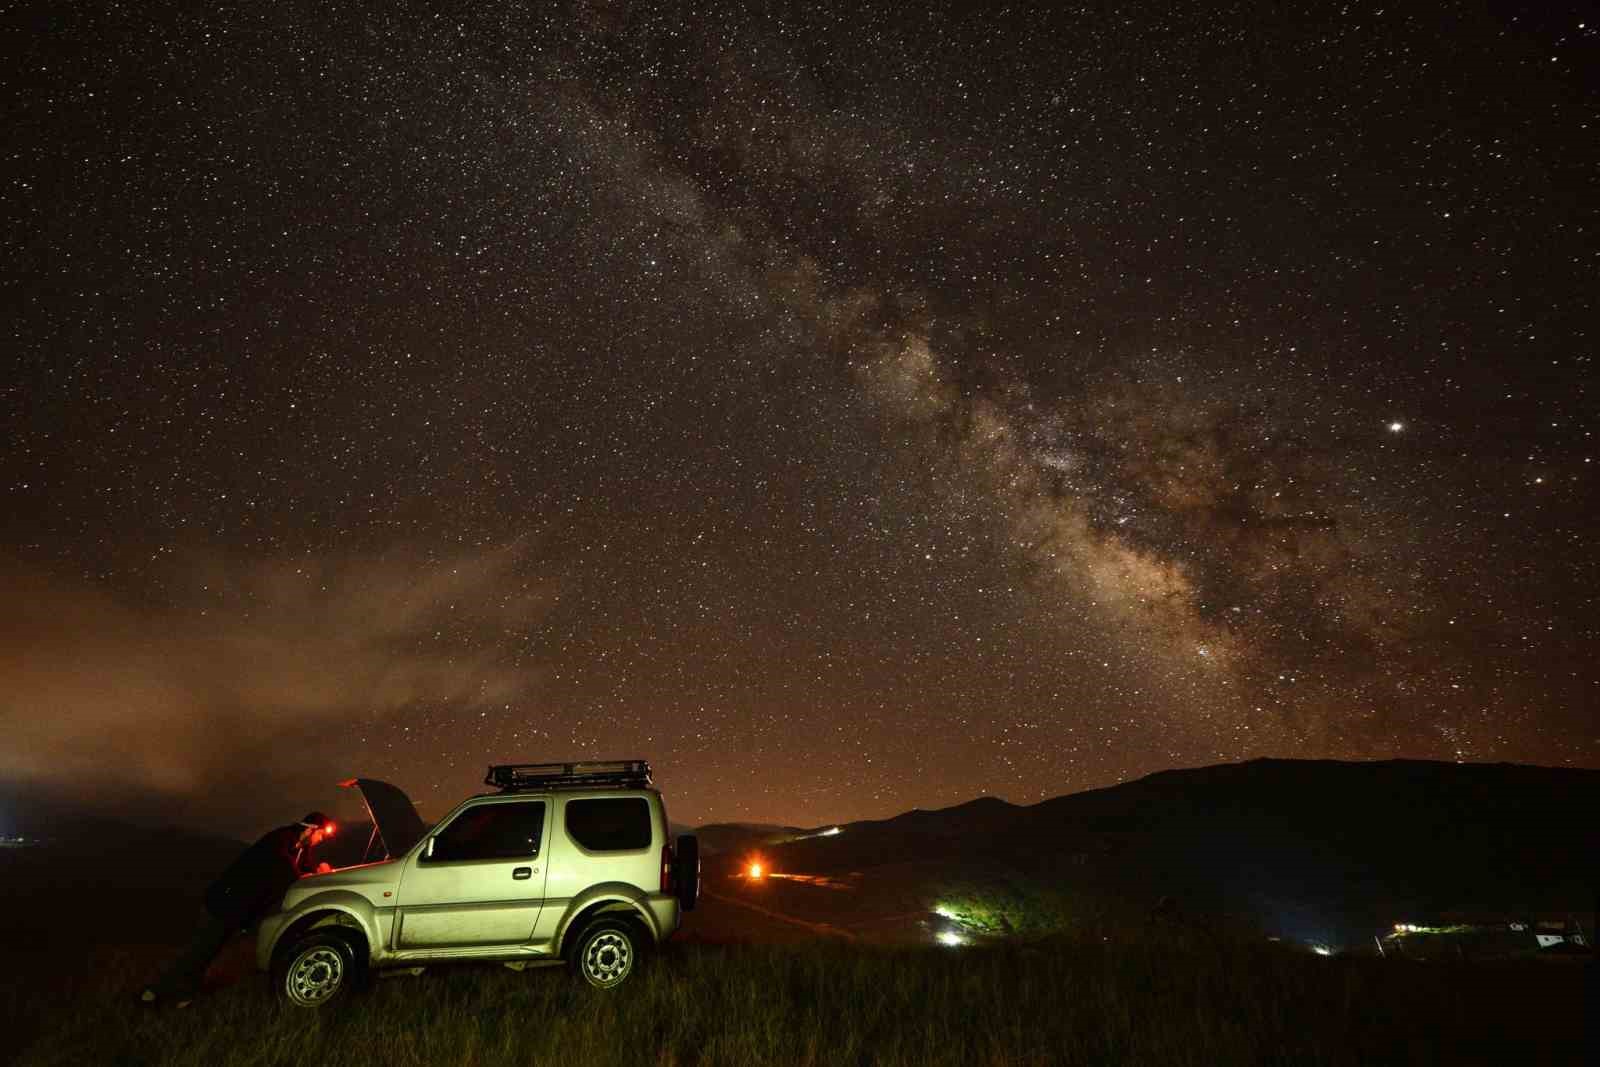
[486,760,653,792]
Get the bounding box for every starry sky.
[4,1,1596,835]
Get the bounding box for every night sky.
[4,1,1596,835]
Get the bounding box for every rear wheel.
[568,918,641,989]
[272,930,363,1008]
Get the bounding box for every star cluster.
[3,1,1595,833]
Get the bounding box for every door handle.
[512,867,533,880]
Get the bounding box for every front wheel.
[272,930,361,1008]
[568,918,641,989]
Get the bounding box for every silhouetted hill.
[0,813,244,887]
[0,814,250,948]
[860,795,1021,837]
[761,759,1598,948]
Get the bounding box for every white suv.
[256,761,700,1006]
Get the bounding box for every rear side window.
[565,797,652,851]
[426,801,545,863]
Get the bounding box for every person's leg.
[145,914,234,1001]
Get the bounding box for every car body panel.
[542,793,660,899]
[393,796,553,948]
[548,883,677,952]
[256,885,395,972]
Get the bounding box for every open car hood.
[340,777,429,861]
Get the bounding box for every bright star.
[1387,421,1404,433]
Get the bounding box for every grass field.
[7,935,1589,1066]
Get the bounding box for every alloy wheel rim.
[287,945,345,1005]
[583,931,632,985]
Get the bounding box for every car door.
[393,796,552,949]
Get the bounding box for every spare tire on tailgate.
[673,834,700,911]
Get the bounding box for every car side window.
[565,797,652,851]
[424,801,545,863]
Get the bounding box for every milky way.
[4,2,1595,833]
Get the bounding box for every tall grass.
[10,939,1588,1066]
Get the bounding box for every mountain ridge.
[745,757,1597,949]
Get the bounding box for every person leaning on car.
[140,812,334,1006]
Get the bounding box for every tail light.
[661,843,675,893]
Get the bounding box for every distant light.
[1387,421,1404,433]
[748,863,763,880]
[937,931,966,947]
[821,826,841,836]
[1312,945,1332,957]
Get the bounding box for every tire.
[567,918,641,989]
[272,929,363,1008]
[674,835,700,912]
